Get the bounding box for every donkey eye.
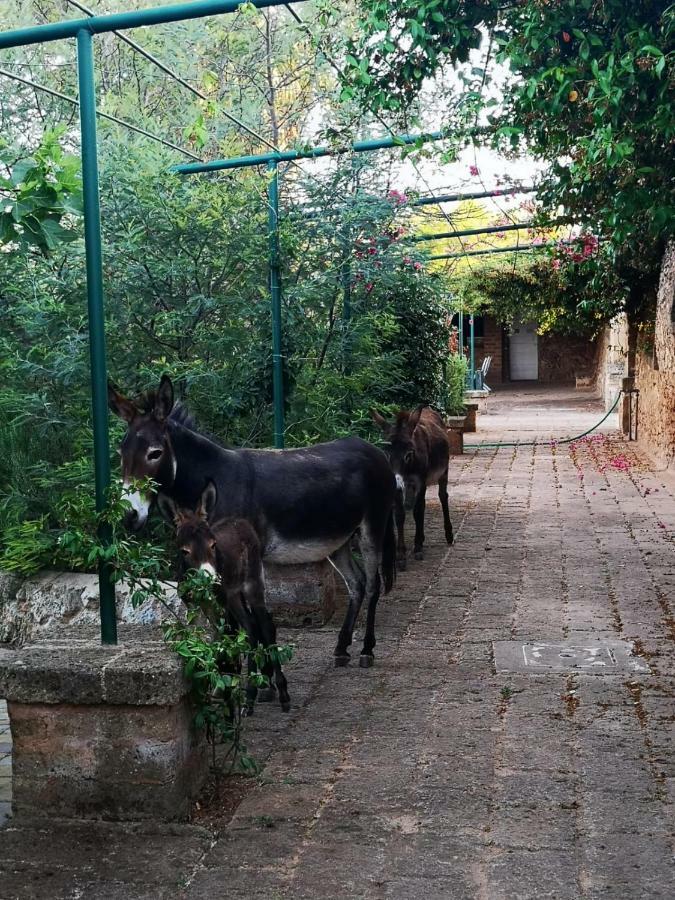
[404,450,414,465]
[180,547,190,556]
[147,448,163,461]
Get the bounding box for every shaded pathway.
[1,388,673,898]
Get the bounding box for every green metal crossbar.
[0,1,303,49]
[0,0,309,645]
[428,242,553,260]
[413,220,561,243]
[172,130,447,174]
[411,185,536,207]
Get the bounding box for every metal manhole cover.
[493,640,651,674]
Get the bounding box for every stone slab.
[0,631,187,706]
[493,640,651,674]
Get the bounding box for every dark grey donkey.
[371,406,453,569]
[159,480,290,714]
[109,374,397,667]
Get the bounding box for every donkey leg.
[438,471,454,545]
[331,540,366,666]
[413,489,426,560]
[249,601,291,713]
[394,491,407,571]
[358,525,383,667]
[226,591,260,715]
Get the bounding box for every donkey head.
[158,480,218,578]
[371,406,424,510]
[108,374,177,531]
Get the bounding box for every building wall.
[473,315,504,384]
[537,332,599,383]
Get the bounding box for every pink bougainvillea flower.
[413,261,423,270]
[365,282,374,292]
[552,259,562,271]
[469,165,480,177]
[388,189,408,204]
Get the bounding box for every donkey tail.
[381,507,396,594]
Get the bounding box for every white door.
[510,321,539,380]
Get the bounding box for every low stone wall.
[0,561,336,646]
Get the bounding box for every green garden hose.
[464,390,623,450]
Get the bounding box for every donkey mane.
[133,389,230,449]
[171,403,233,449]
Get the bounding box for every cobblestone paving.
[0,387,673,899]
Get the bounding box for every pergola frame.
[0,0,547,646]
[0,0,309,645]
[172,129,449,452]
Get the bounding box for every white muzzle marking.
[122,482,150,526]
[395,474,405,493]
[198,562,218,579]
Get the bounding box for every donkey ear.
[108,381,136,423]
[156,493,179,525]
[370,409,390,433]
[408,405,425,432]
[198,479,218,521]
[154,374,174,422]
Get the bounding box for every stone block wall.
[0,561,335,646]
[634,241,675,471]
[595,315,630,409]
[537,332,599,383]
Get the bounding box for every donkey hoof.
[258,687,276,702]
[280,701,291,713]
[414,550,424,561]
[334,654,351,667]
[359,654,375,668]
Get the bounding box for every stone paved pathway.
[0,387,673,899]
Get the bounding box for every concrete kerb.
[0,626,208,823]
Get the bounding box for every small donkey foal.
[160,481,290,713]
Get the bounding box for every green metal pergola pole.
[469,314,476,389]
[77,28,117,645]
[268,159,285,449]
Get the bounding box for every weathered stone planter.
[445,416,466,455]
[463,388,489,413]
[0,628,207,822]
[0,561,336,646]
[463,401,479,433]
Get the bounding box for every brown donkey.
[371,406,453,569]
[159,481,290,714]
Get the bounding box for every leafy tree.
[347,0,675,320]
